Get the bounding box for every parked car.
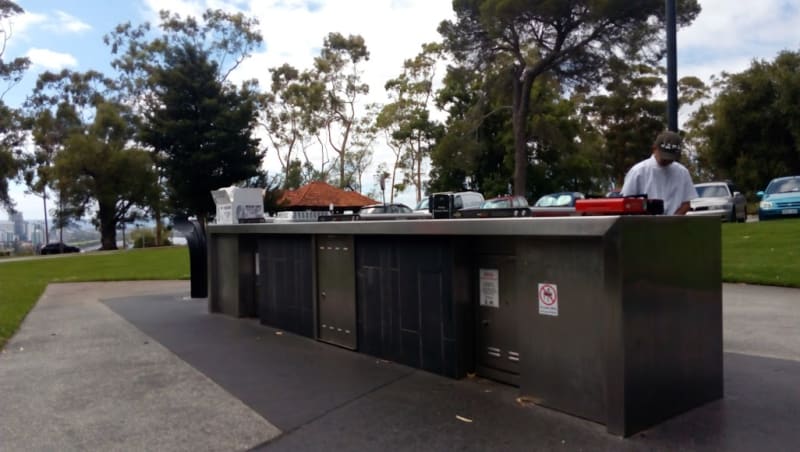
[480,195,529,209]
[454,195,530,218]
[422,191,485,218]
[689,181,747,222]
[355,203,430,221]
[757,175,800,221]
[414,197,430,212]
[529,192,585,217]
[359,203,413,215]
[533,192,585,208]
[40,242,81,255]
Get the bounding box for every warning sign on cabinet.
[538,283,558,316]
[479,268,499,308]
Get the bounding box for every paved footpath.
[0,282,279,452]
[1,281,799,451]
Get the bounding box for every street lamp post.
[666,0,678,132]
[25,189,49,245]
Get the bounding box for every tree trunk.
[512,110,528,196]
[155,207,162,247]
[512,68,534,197]
[98,203,118,251]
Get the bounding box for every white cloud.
[48,11,92,33]
[6,11,47,39]
[11,10,91,37]
[26,48,79,70]
[679,0,800,81]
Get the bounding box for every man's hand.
[674,201,691,215]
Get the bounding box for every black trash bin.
[173,218,208,298]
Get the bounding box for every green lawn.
[0,246,189,350]
[722,218,800,287]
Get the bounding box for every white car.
[689,182,747,222]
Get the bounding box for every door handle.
[321,291,327,298]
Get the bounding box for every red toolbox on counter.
[575,195,664,215]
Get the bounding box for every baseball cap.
[654,131,682,161]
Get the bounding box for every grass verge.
[0,246,189,350]
[722,218,800,287]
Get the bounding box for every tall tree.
[23,104,82,243]
[431,58,603,199]
[105,8,263,234]
[141,43,262,224]
[438,0,701,196]
[380,43,444,202]
[312,32,371,188]
[0,0,30,211]
[24,70,115,242]
[694,50,800,195]
[261,64,324,188]
[375,104,410,203]
[430,64,512,196]
[54,102,157,250]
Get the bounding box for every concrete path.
[0,281,798,451]
[723,284,800,361]
[0,282,280,452]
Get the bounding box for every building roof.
[279,181,378,210]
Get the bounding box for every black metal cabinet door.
[476,254,520,377]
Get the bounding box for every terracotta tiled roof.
[279,181,378,209]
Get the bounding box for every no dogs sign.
[538,283,558,316]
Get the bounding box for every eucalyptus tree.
[261,63,324,188]
[431,61,603,198]
[0,0,30,211]
[429,64,511,196]
[311,32,371,188]
[438,0,701,196]
[379,43,444,203]
[54,102,158,250]
[25,70,157,249]
[24,70,115,242]
[22,104,82,243]
[375,101,409,203]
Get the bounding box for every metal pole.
[666,0,678,131]
[43,192,49,244]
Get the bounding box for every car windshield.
[416,198,429,210]
[535,194,574,207]
[766,177,800,194]
[696,185,730,198]
[482,198,512,209]
[360,206,384,214]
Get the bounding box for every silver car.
[689,182,747,222]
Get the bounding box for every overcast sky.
[4,0,800,220]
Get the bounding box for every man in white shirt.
[620,131,698,215]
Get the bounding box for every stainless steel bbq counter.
[206,215,722,436]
